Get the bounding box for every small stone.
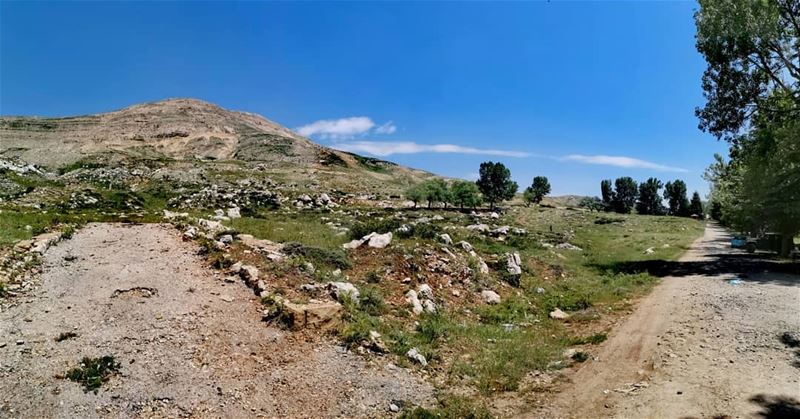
[480,290,501,304]
[16,340,24,345]
[406,347,428,366]
[549,308,570,320]
[389,403,400,413]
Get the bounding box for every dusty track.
[0,223,433,418]
[545,223,800,418]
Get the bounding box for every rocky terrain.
[2,99,797,418]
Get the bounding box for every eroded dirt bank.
[0,223,433,418]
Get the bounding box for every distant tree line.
[588,177,703,217]
[406,161,551,211]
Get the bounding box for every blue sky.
[0,1,728,197]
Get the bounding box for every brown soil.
[0,223,433,418]
[536,223,800,418]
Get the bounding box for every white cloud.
[561,154,688,172]
[374,121,397,134]
[296,117,397,139]
[332,141,530,158]
[296,117,375,139]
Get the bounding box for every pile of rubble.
[294,193,339,209]
[168,182,280,210]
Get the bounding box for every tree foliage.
[476,161,518,210]
[611,177,638,214]
[600,179,614,211]
[690,191,704,216]
[636,178,666,215]
[450,180,483,209]
[523,176,551,205]
[696,0,800,255]
[695,0,800,142]
[664,180,691,217]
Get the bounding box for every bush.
[282,242,351,269]
[64,356,121,392]
[358,286,387,316]
[349,217,401,239]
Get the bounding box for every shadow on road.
[749,394,800,419]
[591,235,799,286]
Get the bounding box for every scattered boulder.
[218,234,234,244]
[506,252,523,276]
[423,299,437,314]
[556,242,582,251]
[458,241,474,252]
[406,347,428,367]
[343,232,392,250]
[367,232,392,248]
[644,247,656,254]
[549,308,570,320]
[466,223,489,232]
[405,290,424,315]
[439,233,453,245]
[239,265,260,286]
[417,283,434,300]
[282,300,342,330]
[481,290,501,304]
[489,212,500,219]
[327,281,360,302]
[227,207,241,219]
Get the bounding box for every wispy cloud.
[333,141,530,158]
[374,121,397,134]
[296,116,396,139]
[561,154,688,172]
[296,116,375,139]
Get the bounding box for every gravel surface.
[0,223,434,418]
[542,223,800,419]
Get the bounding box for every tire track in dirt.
[539,223,800,418]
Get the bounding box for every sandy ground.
[543,223,800,419]
[0,223,433,418]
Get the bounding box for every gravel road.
[0,223,433,418]
[547,223,800,418]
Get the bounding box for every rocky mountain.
[0,98,430,194]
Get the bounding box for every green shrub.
[64,356,121,392]
[358,286,387,316]
[399,396,492,419]
[282,242,351,269]
[349,217,401,239]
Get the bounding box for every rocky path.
[0,223,433,418]
[547,223,800,418]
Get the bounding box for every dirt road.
[548,223,800,419]
[0,223,433,418]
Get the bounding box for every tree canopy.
[636,178,666,216]
[523,176,551,205]
[664,180,690,217]
[476,161,518,210]
[450,180,483,209]
[696,0,799,255]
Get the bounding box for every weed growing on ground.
[64,356,121,392]
[55,332,79,342]
[399,395,492,419]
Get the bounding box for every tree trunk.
[427,200,432,209]
[780,233,795,258]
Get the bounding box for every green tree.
[579,196,605,212]
[475,161,518,210]
[695,0,799,142]
[612,177,638,214]
[600,179,614,211]
[689,191,704,216]
[664,180,690,217]
[522,176,551,206]
[406,183,426,208]
[450,180,483,210]
[695,0,799,255]
[421,179,450,209]
[636,178,666,215]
